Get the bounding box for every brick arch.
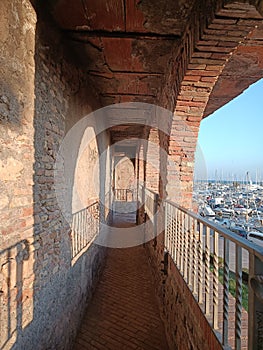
[166,1,263,208]
[114,156,135,190]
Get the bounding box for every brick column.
[161,1,263,209]
[145,128,160,193]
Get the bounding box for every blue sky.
[195,78,263,182]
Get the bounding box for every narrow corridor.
[73,211,169,350]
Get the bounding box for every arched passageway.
[1,1,263,349]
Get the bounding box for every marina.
[193,178,263,248]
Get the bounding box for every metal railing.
[71,201,100,258]
[114,188,134,202]
[164,200,263,350]
[140,185,263,349]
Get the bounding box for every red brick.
[177,100,205,107]
[201,76,217,83]
[184,75,201,81]
[196,45,233,53]
[186,69,220,76]
[73,247,169,349]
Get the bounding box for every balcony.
[69,186,263,349]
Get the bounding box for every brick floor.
[73,213,169,350]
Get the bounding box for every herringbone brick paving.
[73,211,169,350]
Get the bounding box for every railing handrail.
[141,185,263,349]
[72,200,99,216]
[113,188,135,202]
[71,201,100,260]
[144,186,157,196]
[165,198,263,259]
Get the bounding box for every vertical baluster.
[92,207,95,236]
[223,238,230,346]
[183,212,186,277]
[213,230,219,329]
[248,253,263,349]
[177,208,181,267]
[92,208,94,237]
[75,213,78,254]
[81,209,84,250]
[184,213,188,281]
[82,209,85,247]
[84,210,88,245]
[98,202,100,228]
[85,209,87,245]
[173,206,177,262]
[168,203,171,253]
[87,210,90,242]
[188,216,193,289]
[174,207,177,265]
[78,210,81,251]
[76,213,80,255]
[168,204,172,255]
[179,211,184,272]
[184,213,189,282]
[79,211,82,252]
[79,210,82,250]
[177,210,180,267]
[71,215,75,257]
[181,211,184,274]
[75,213,78,255]
[94,204,96,234]
[82,210,85,246]
[97,203,99,230]
[72,215,75,256]
[167,205,171,256]
[78,211,82,253]
[88,208,91,240]
[171,206,175,260]
[192,219,197,296]
[235,245,242,350]
[205,226,210,316]
[174,208,177,265]
[198,221,203,304]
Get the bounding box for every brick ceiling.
[46,0,263,145]
[48,0,197,107]
[46,0,196,145]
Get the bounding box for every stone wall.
[0,1,108,349]
[0,1,37,347]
